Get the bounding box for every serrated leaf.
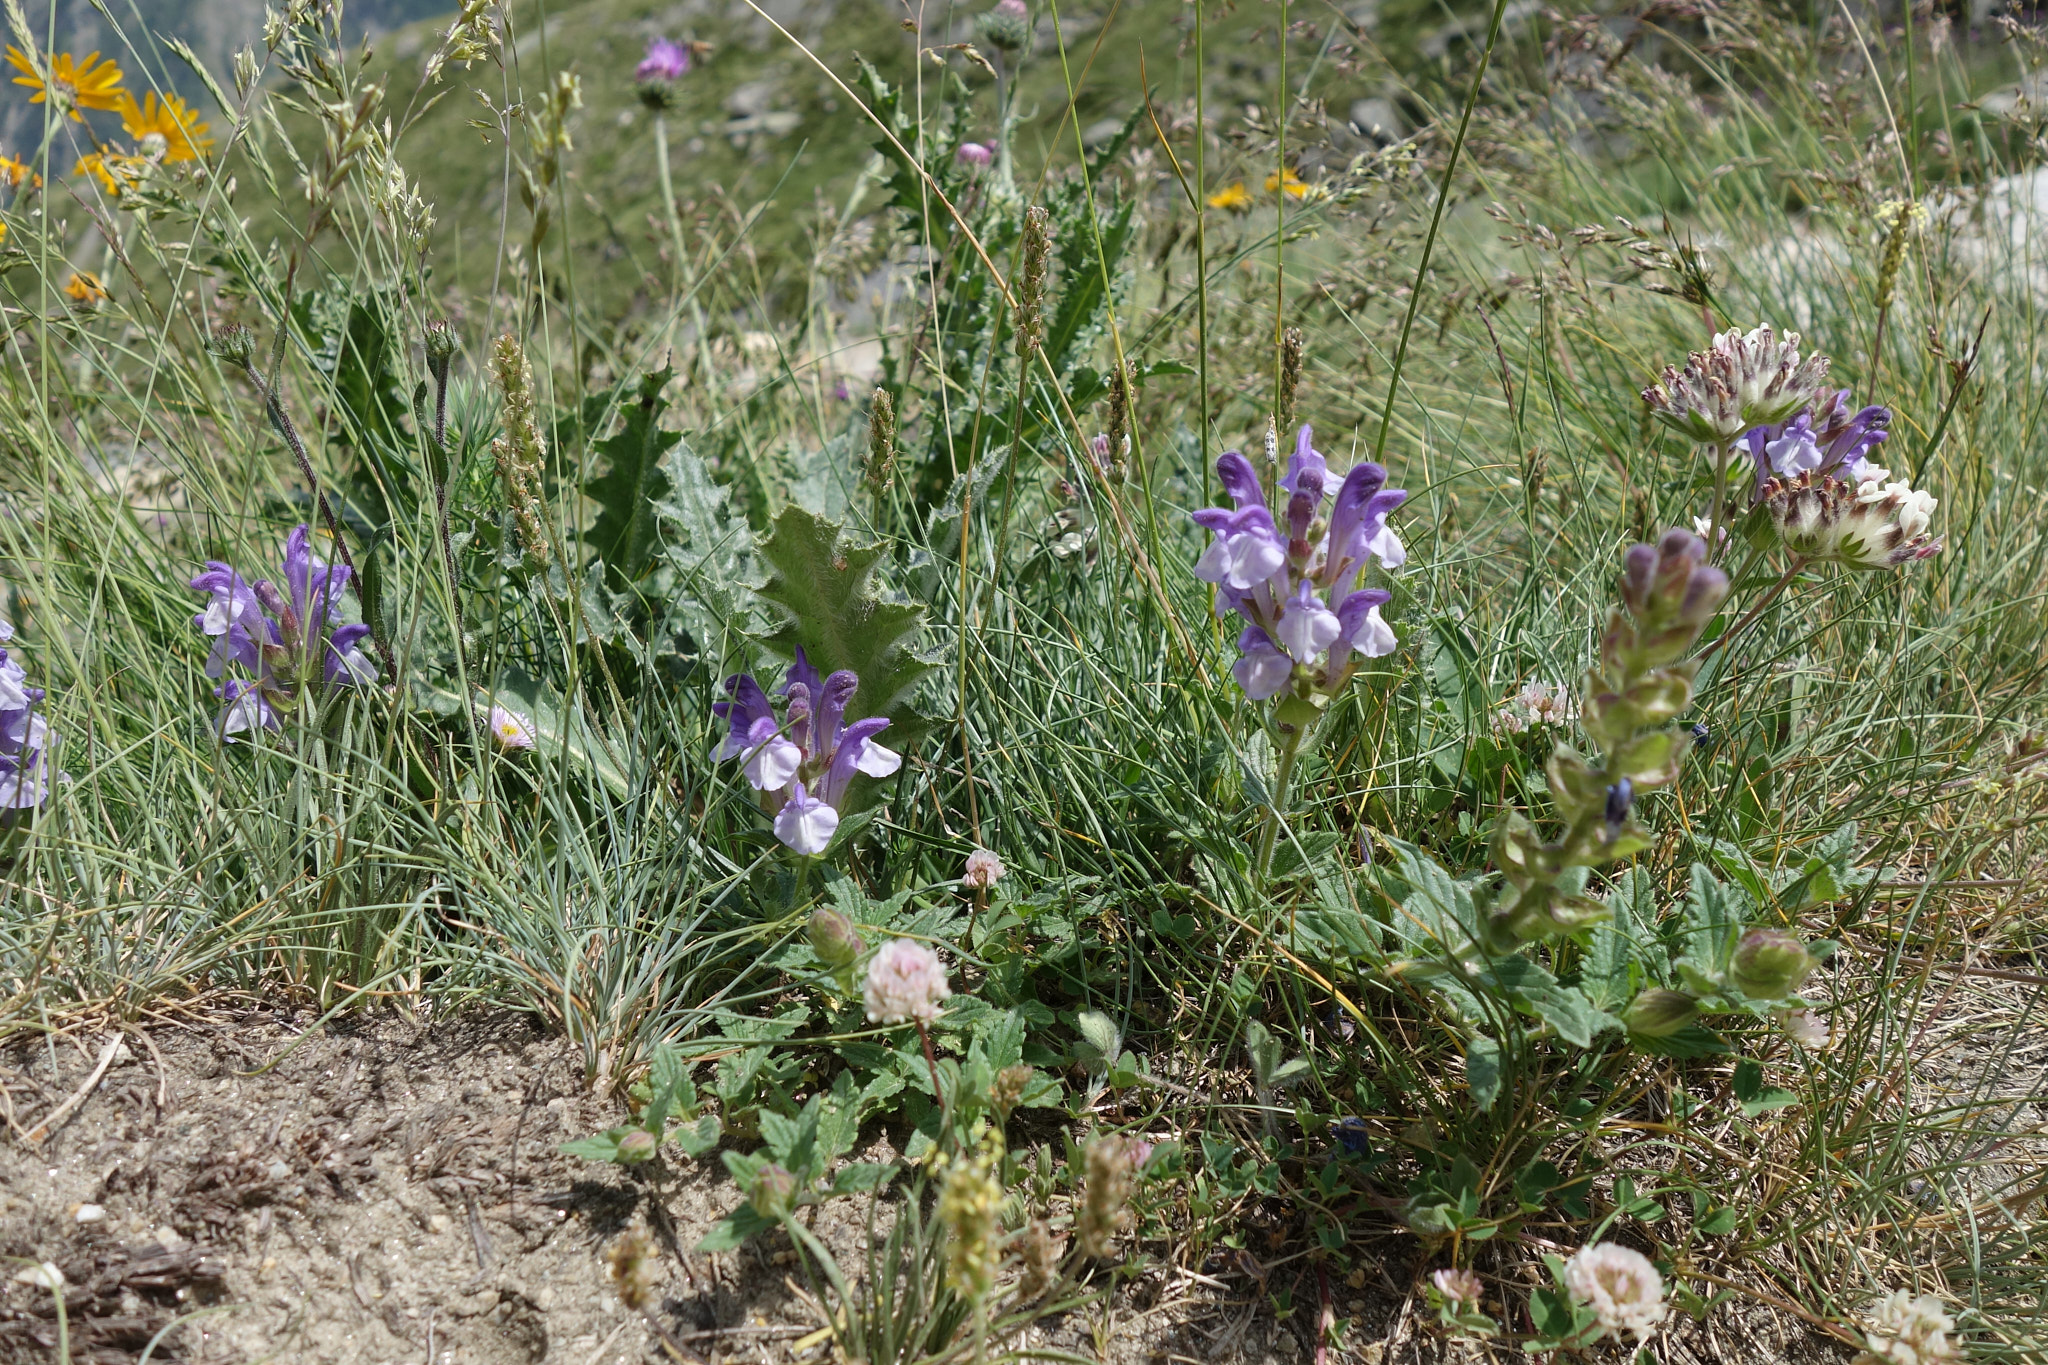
[1483,956,1619,1048]
[586,365,682,590]
[754,505,939,746]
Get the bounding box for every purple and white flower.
[1741,388,1892,497]
[188,524,379,737]
[955,141,993,169]
[0,622,63,810]
[713,650,903,855]
[1192,425,1407,702]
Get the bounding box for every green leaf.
[559,1129,626,1162]
[754,506,940,746]
[828,1162,896,1196]
[1633,1024,1731,1058]
[672,1114,722,1157]
[694,1204,775,1253]
[586,365,681,590]
[1733,1058,1798,1116]
[1466,1035,1503,1111]
[1074,1009,1121,1065]
[1483,955,1620,1048]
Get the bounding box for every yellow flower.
[7,47,126,119]
[75,150,149,196]
[63,270,107,304]
[118,91,212,162]
[1264,167,1310,199]
[0,151,36,187]
[1206,181,1252,211]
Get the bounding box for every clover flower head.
[1856,1290,1959,1365]
[713,651,903,855]
[636,36,691,81]
[1192,424,1407,704]
[955,140,993,168]
[1642,325,1831,443]
[1563,1243,1667,1344]
[864,938,950,1025]
[1495,679,1574,734]
[1781,1006,1832,1050]
[1761,469,1942,570]
[487,704,537,752]
[962,848,1005,889]
[1431,1267,1483,1307]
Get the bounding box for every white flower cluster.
[1855,1290,1959,1365]
[1563,1243,1667,1344]
[1763,466,1942,570]
[1494,680,1575,735]
[1643,325,1831,443]
[864,939,951,1026]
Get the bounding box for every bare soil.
[0,1010,1846,1365]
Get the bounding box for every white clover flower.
[962,848,1006,890]
[1432,1266,1483,1306]
[1763,470,1942,570]
[1643,325,1831,442]
[1782,1007,1832,1050]
[1563,1243,1667,1344]
[864,938,950,1025]
[1856,1290,1959,1365]
[487,704,537,752]
[1495,680,1574,736]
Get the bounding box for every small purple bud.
[1604,777,1633,829]
[749,1163,797,1219]
[955,141,994,168]
[1624,989,1700,1038]
[1729,928,1817,1000]
[617,1129,660,1163]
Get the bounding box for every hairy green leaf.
[586,365,682,590]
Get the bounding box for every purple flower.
[188,524,379,735]
[0,622,64,809]
[636,37,691,82]
[1192,424,1407,703]
[956,141,993,169]
[1742,388,1891,498]
[713,650,904,856]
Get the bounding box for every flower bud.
[1624,989,1700,1038]
[1432,1267,1483,1307]
[749,1162,797,1220]
[616,1128,659,1164]
[808,906,865,971]
[210,322,256,368]
[1076,1136,1134,1258]
[1729,928,1816,1000]
[424,318,456,365]
[989,1063,1034,1116]
[975,0,1031,52]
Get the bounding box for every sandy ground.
[0,1009,1848,1364]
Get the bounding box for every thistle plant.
[188,525,379,737]
[711,649,903,855]
[1193,426,1406,872]
[1488,530,1725,948]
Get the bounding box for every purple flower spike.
[713,660,907,856]
[1191,421,1408,706]
[189,563,271,678]
[637,37,691,82]
[188,524,375,736]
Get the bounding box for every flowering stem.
[916,1019,947,1134]
[1700,556,1806,661]
[652,114,715,390]
[1254,721,1308,881]
[1706,439,1734,563]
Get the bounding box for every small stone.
[71,1203,105,1223]
[12,1263,63,1290]
[265,1160,292,1182]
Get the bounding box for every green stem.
[1255,722,1308,880]
[653,113,717,391]
[1707,438,1733,561]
